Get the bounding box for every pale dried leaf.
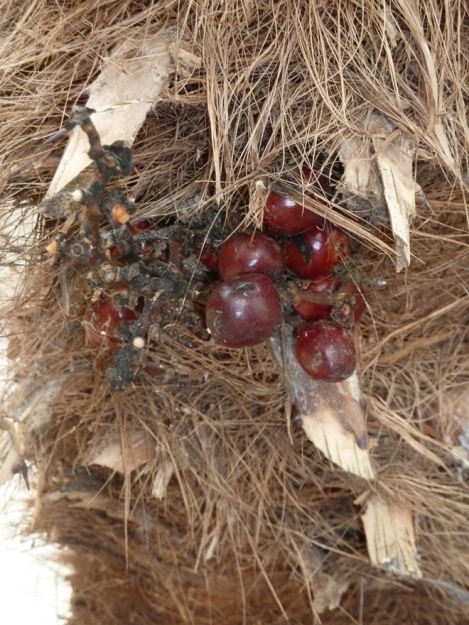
[300,405,375,480]
[0,374,73,482]
[311,572,349,614]
[47,30,199,197]
[5,373,73,431]
[372,125,419,272]
[85,428,156,474]
[338,134,381,202]
[337,134,388,223]
[379,5,400,48]
[303,546,350,614]
[249,178,268,230]
[360,494,422,579]
[338,113,421,271]
[428,386,469,467]
[151,459,174,500]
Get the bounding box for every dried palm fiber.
[1,0,469,624]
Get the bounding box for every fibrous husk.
[2,2,469,625]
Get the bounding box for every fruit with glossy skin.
[205,273,282,347]
[218,232,285,281]
[263,191,322,235]
[294,320,356,382]
[198,248,219,272]
[83,295,137,350]
[285,224,350,279]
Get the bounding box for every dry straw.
[1,1,469,623]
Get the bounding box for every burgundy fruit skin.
[285,224,350,279]
[263,191,322,235]
[218,232,285,281]
[199,248,219,273]
[293,276,342,320]
[294,320,356,382]
[84,295,136,349]
[206,273,282,347]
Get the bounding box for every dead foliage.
[1,1,469,624]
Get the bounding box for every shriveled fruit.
[285,223,350,279]
[332,281,367,325]
[294,320,356,382]
[218,232,285,281]
[83,295,137,350]
[292,276,342,320]
[294,278,366,324]
[109,220,154,262]
[206,273,282,347]
[263,191,322,235]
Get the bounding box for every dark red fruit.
[199,248,219,272]
[285,224,350,279]
[263,191,322,235]
[129,220,152,236]
[205,274,282,347]
[293,278,366,323]
[294,320,356,382]
[83,295,137,350]
[293,276,342,320]
[218,232,285,281]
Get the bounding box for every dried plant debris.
[84,427,156,475]
[338,112,421,271]
[359,493,422,579]
[0,373,75,485]
[42,107,218,390]
[428,385,469,467]
[45,29,200,203]
[2,1,469,624]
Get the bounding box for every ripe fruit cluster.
[53,112,365,388]
[205,173,366,383]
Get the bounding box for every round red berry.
[83,295,137,350]
[294,320,356,382]
[285,223,350,279]
[218,232,285,281]
[206,274,282,347]
[263,191,322,235]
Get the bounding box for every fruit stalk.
[270,325,375,479]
